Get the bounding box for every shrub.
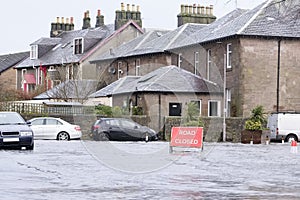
[245,105,267,130]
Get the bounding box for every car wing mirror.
[26,121,32,126]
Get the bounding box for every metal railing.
[0,102,95,115]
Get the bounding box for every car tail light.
[75,126,81,131]
[93,125,100,130]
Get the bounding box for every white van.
[267,112,300,142]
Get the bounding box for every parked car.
[0,112,34,150]
[92,118,158,141]
[28,117,82,140]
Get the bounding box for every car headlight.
[20,131,33,136]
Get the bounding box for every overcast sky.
[0,0,266,55]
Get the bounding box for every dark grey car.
[0,112,34,150]
[92,118,158,142]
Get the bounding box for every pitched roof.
[34,79,99,100]
[17,25,115,68]
[0,52,29,73]
[91,66,220,97]
[91,30,170,62]
[173,0,300,49]
[91,23,205,62]
[89,76,140,97]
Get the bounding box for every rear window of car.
[105,119,120,126]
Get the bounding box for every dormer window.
[30,45,38,59]
[74,38,84,55]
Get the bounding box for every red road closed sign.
[170,127,203,149]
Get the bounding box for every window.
[208,100,221,117]
[226,89,231,117]
[31,119,44,125]
[194,52,199,75]
[67,65,74,80]
[191,100,202,116]
[207,49,212,80]
[118,62,122,79]
[30,45,38,59]
[74,38,83,54]
[36,68,41,85]
[46,119,62,125]
[135,59,140,76]
[178,53,182,68]
[226,43,232,69]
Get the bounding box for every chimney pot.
[197,5,201,14]
[132,4,135,12]
[70,17,74,24]
[61,17,64,24]
[205,6,210,15]
[185,5,189,14]
[56,17,60,23]
[121,3,125,11]
[137,5,140,12]
[98,9,101,16]
[189,5,193,14]
[180,5,185,14]
[210,5,214,15]
[193,4,196,14]
[127,4,130,11]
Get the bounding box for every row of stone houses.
[1,0,300,132]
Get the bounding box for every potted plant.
[241,105,267,144]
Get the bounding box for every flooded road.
[1,140,300,199]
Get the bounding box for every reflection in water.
[0,141,300,199]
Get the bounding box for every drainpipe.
[277,38,281,113]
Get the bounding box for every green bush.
[245,105,267,130]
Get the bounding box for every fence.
[0,102,95,115]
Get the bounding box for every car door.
[119,119,142,140]
[30,119,45,139]
[44,119,62,139]
[105,119,124,140]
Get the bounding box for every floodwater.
[1,140,300,200]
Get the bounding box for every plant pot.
[241,130,262,144]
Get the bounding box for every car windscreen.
[0,113,25,125]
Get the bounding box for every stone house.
[89,66,222,131]
[92,0,300,118]
[0,52,29,97]
[172,0,300,117]
[14,3,144,99]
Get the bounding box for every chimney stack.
[115,2,142,30]
[50,16,75,37]
[177,4,216,27]
[95,9,105,27]
[82,10,91,29]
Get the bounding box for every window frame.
[226,43,232,69]
[207,49,212,80]
[208,100,221,117]
[194,51,199,75]
[191,100,202,116]
[178,53,182,68]
[73,37,84,55]
[30,45,38,59]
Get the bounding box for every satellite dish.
[108,66,116,74]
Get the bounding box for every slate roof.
[91,23,205,62]
[91,30,170,62]
[0,52,29,73]
[34,79,99,100]
[17,25,115,68]
[89,76,140,97]
[90,66,221,97]
[173,0,300,49]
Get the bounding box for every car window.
[121,120,139,129]
[0,112,25,124]
[106,119,120,126]
[31,119,44,125]
[46,119,63,125]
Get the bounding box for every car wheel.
[143,132,150,142]
[27,143,34,150]
[286,134,298,143]
[57,132,70,141]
